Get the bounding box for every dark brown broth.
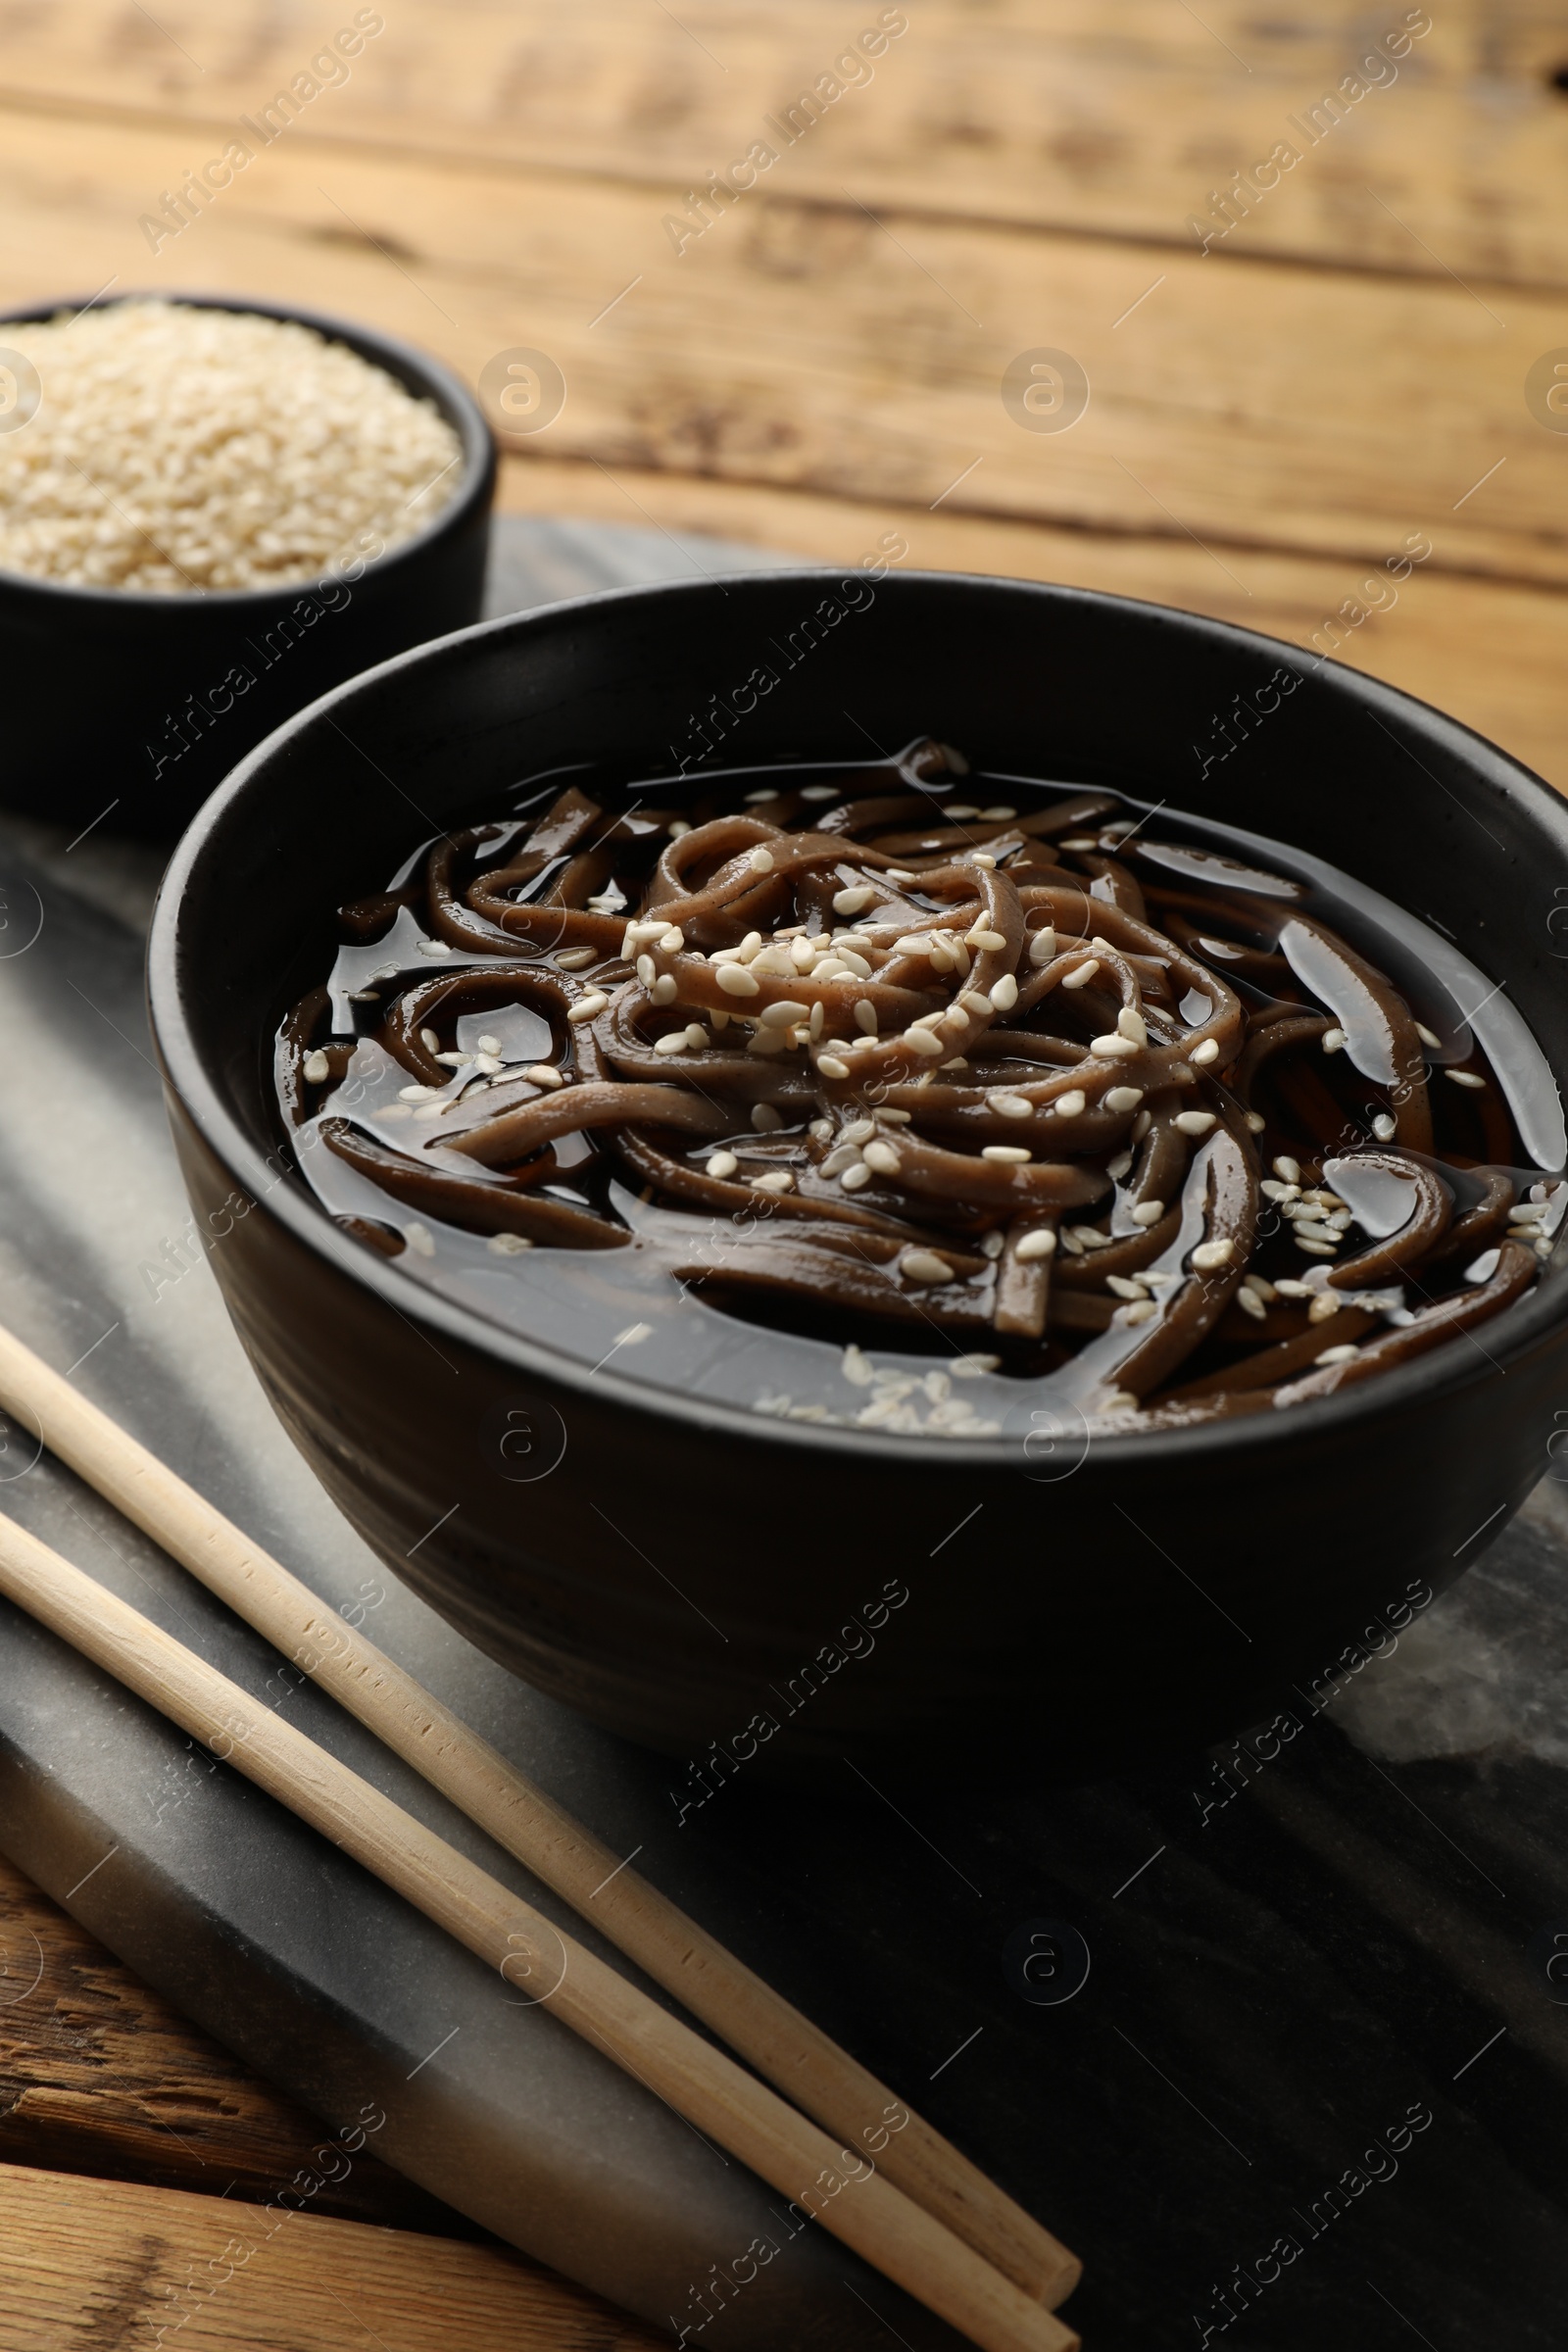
[274,740,1564,1439]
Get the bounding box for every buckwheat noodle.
[277,740,1562,1435]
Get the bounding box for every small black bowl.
[148,572,1568,1782]
[0,291,495,837]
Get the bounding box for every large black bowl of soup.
[146,571,1568,1778]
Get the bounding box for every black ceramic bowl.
[148,572,1568,1781]
[0,291,495,836]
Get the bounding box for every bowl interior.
[153,569,1568,1442]
[0,288,494,607]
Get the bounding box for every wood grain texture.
[0,1850,476,2234]
[0,1512,1079,2352]
[0,102,1556,593]
[2,2,1568,284]
[498,454,1568,793]
[0,2162,662,2351]
[0,1319,1077,2311]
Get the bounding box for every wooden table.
[2,5,1565,2342]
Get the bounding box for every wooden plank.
[0,105,1557,589]
[2,2,1568,284]
[0,1852,475,2232]
[497,453,1568,794]
[0,2162,661,2351]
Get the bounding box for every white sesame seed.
[1245,1110,1266,1133]
[303,1049,330,1085]
[667,819,692,837]
[1308,1293,1343,1323]
[992,1093,1034,1118]
[989,974,1019,1013]
[752,1169,795,1193]
[817,1054,852,1079]
[434,1051,469,1068]
[1189,1038,1220,1066]
[841,1160,873,1189]
[1271,1156,1301,1184]
[836,949,872,979]
[901,1029,946,1057]
[1296,1236,1337,1256]
[403,1221,435,1257]
[659,926,686,952]
[1131,1200,1164,1227]
[981,805,1016,820]
[982,1145,1031,1162]
[556,946,596,970]
[635,955,657,987]
[901,1250,954,1285]
[967,927,1007,952]
[1509,1200,1548,1223]
[1117,1006,1148,1047]
[1316,1344,1358,1365]
[800,784,839,802]
[833,884,876,915]
[1059,836,1098,851]
[686,1024,710,1050]
[1016,1229,1059,1267]
[820,1143,862,1177]
[654,1032,689,1054]
[748,849,774,873]
[1243,1274,1276,1301]
[705,1150,740,1179]
[651,974,678,1005]
[852,1000,879,1035]
[1054,1089,1089,1116]
[487,1232,533,1254]
[1091,1033,1140,1058]
[1192,1238,1234,1269]
[1106,1150,1135,1179]
[417,938,453,958]
[1121,1299,1157,1325]
[1321,1027,1348,1054]
[1060,959,1100,989]
[1446,1069,1487,1089]
[1028,927,1058,967]
[1537,1237,1554,1258]
[1237,1286,1267,1321]
[972,854,997,869]
[1261,1180,1300,1202]
[398,1083,440,1102]
[862,1140,903,1176]
[752,1102,783,1131]
[1372,1112,1396,1141]
[1106,1274,1149,1299]
[1272,1278,1312,1297]
[885,866,917,884]
[1415,1023,1442,1048]
[715,961,762,1001]
[1103,1086,1145,1114]
[1174,1110,1217,1137]
[760,998,810,1028]
[877,1107,913,1125]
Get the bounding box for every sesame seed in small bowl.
[0,292,495,836]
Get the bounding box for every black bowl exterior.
[149,571,1568,1779]
[0,292,496,837]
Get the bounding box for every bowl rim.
[147,565,1568,1470]
[0,288,495,610]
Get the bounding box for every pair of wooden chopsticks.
[0,1322,1081,2352]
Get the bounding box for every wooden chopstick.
[0,1511,1077,2352]
[0,1320,1079,2313]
